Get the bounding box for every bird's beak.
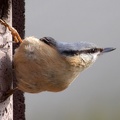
[102,47,116,53]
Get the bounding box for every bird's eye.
[89,48,97,53]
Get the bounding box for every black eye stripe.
[80,48,103,54]
[61,50,79,56]
[88,48,98,53]
[91,48,97,53]
[61,48,103,56]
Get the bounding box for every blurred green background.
[25,0,120,120]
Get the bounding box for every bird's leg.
[0,87,18,102]
[5,87,18,99]
[0,19,23,43]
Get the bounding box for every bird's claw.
[0,19,23,43]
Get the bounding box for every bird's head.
[40,37,115,71]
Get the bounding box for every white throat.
[80,52,100,66]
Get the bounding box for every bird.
[0,19,116,96]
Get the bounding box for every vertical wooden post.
[0,0,25,119]
[0,0,13,119]
[12,0,25,120]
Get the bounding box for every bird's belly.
[14,39,80,93]
[15,62,80,93]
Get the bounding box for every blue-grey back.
[56,41,97,53]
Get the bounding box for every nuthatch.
[0,19,116,95]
